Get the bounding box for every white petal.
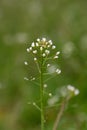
[34,57,37,61]
[24,61,28,65]
[37,38,40,42]
[54,55,58,59]
[31,42,35,47]
[42,38,46,42]
[74,89,80,95]
[52,45,56,49]
[33,50,37,54]
[48,40,53,45]
[26,48,30,52]
[56,51,60,55]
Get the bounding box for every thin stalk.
[40,58,44,130]
[53,98,68,130]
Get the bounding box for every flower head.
[27,38,60,60]
[67,85,80,96]
[26,38,61,75]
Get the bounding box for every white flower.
[29,47,32,50]
[26,48,30,52]
[24,61,28,65]
[43,84,48,88]
[74,89,80,95]
[34,57,37,61]
[42,53,46,57]
[49,93,52,97]
[48,40,53,45]
[36,42,39,47]
[47,45,51,48]
[56,69,61,74]
[26,38,61,73]
[67,85,75,91]
[45,50,50,55]
[31,42,35,47]
[52,45,56,49]
[37,38,40,42]
[42,38,46,42]
[47,64,50,67]
[56,51,60,55]
[67,85,80,96]
[54,55,58,59]
[24,77,29,80]
[33,50,37,54]
[40,46,43,51]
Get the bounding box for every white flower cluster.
[67,85,79,96]
[26,38,60,61]
[25,38,61,78]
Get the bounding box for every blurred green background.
[0,0,87,130]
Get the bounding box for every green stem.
[40,58,44,130]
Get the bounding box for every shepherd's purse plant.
[24,38,79,130]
